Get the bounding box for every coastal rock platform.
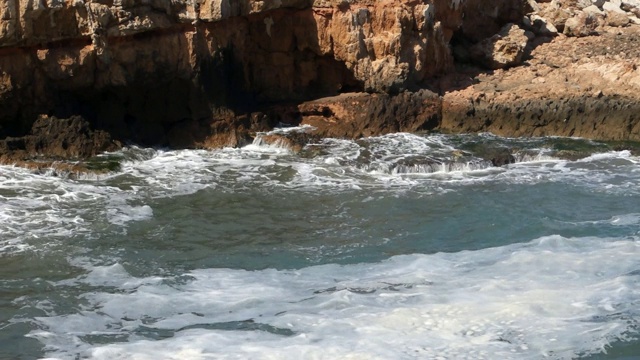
[0,0,639,167]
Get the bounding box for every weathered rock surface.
[0,115,120,163]
[299,90,441,139]
[440,26,640,140]
[1,0,640,171]
[0,0,525,155]
[468,23,533,69]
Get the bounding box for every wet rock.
[3,0,640,172]
[489,151,517,167]
[470,147,516,167]
[255,131,321,153]
[0,115,121,162]
[0,0,531,159]
[611,144,640,156]
[0,115,124,176]
[552,150,591,161]
[298,90,441,139]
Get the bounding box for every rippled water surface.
[2,131,640,359]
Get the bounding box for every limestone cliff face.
[0,0,525,149]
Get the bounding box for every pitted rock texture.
[2,0,640,171]
[439,26,640,140]
[299,89,441,139]
[0,0,529,156]
[0,115,120,162]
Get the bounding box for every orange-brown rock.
[3,0,640,170]
[299,90,441,138]
[0,0,527,155]
[440,26,640,140]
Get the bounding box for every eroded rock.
[563,11,603,36]
[0,0,531,155]
[0,115,121,162]
[2,0,640,171]
[469,23,533,69]
[298,90,441,139]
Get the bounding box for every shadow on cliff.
[1,5,550,152]
[43,8,365,149]
[430,28,555,95]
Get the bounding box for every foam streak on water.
[28,235,640,360]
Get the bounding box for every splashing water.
[2,132,640,359]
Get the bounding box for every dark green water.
[2,132,640,359]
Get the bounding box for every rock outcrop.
[0,114,120,171]
[468,23,534,70]
[1,0,640,169]
[439,25,640,140]
[0,0,525,155]
[299,89,441,139]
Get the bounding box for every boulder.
[621,0,640,11]
[606,11,631,26]
[538,0,573,31]
[298,90,441,139]
[603,2,631,26]
[254,130,321,153]
[469,23,534,70]
[526,0,540,13]
[576,0,592,8]
[603,1,628,13]
[530,14,559,36]
[583,4,605,16]
[0,115,121,161]
[563,11,602,36]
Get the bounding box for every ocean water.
[1,130,640,359]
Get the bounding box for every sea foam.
[30,235,640,360]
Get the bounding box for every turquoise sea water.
[1,131,640,359]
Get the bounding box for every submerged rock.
[254,128,321,153]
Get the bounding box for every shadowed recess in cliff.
[0,7,366,152]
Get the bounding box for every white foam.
[3,135,640,256]
[579,150,633,162]
[107,205,153,226]
[30,235,640,360]
[513,150,559,163]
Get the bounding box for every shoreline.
[1,0,639,171]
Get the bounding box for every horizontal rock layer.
[440,25,640,140]
[1,0,640,169]
[0,0,524,146]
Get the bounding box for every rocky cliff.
[0,0,639,167]
[0,0,524,151]
[440,0,640,140]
